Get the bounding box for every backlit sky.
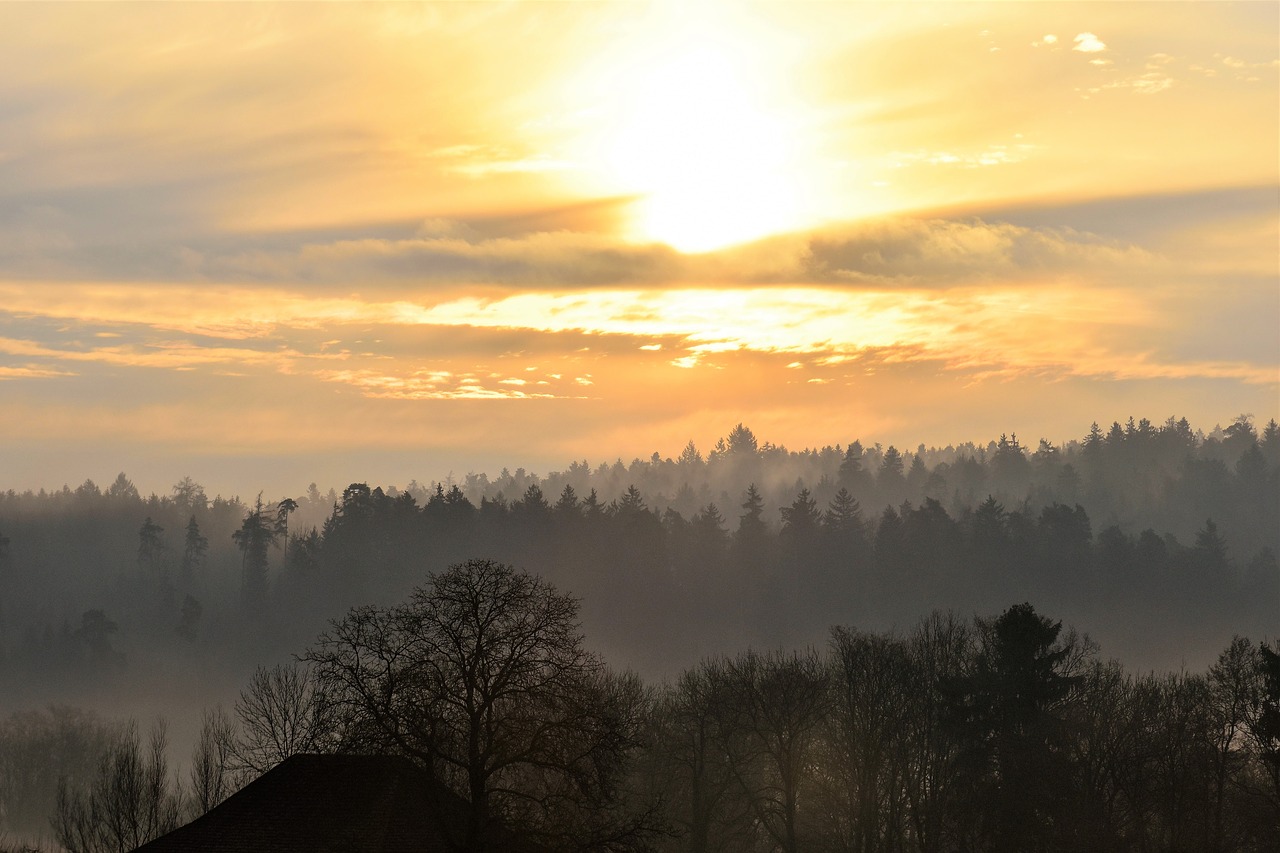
[1,2,1277,498]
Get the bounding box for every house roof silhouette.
[133,753,543,853]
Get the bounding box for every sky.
[0,1,1277,499]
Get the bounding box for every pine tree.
[677,440,704,468]
[554,484,581,517]
[137,517,166,576]
[180,516,208,584]
[945,603,1081,852]
[693,502,726,539]
[275,498,298,544]
[737,484,767,541]
[780,488,820,540]
[233,496,277,608]
[727,423,759,455]
[617,484,647,515]
[823,487,862,535]
[878,446,906,505]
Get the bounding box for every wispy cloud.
[313,368,563,401]
[0,333,343,372]
[0,364,76,380]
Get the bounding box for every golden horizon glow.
[2,279,1274,389]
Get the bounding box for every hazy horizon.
[2,411,1272,502]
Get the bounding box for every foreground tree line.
[18,560,1279,853]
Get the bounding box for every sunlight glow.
[605,46,804,252]
[568,6,819,253]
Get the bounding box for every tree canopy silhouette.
[303,558,654,852]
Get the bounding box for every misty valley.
[0,416,1277,852]
[3,0,1277,849]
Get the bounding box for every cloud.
[959,186,1277,246]
[1220,55,1280,70]
[430,144,578,178]
[0,364,76,380]
[313,368,562,401]
[886,145,1028,169]
[1,205,1167,293]
[6,276,1270,394]
[17,214,1152,292]
[800,218,1156,284]
[1073,33,1106,53]
[1102,72,1174,96]
[230,231,689,287]
[0,334,341,372]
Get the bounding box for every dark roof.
[133,754,540,853]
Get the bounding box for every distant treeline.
[0,414,1275,686]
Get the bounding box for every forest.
[0,413,1277,850]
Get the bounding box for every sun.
[610,47,804,252]
[579,22,815,253]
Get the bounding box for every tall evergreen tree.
[554,484,581,517]
[838,440,873,497]
[779,488,820,541]
[232,496,276,608]
[617,484,648,515]
[692,503,727,542]
[677,439,704,469]
[823,487,862,537]
[878,446,906,505]
[179,516,208,584]
[726,424,759,455]
[946,603,1082,853]
[137,517,165,576]
[275,498,298,544]
[736,484,767,542]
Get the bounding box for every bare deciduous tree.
[51,720,180,853]
[901,611,975,853]
[717,649,828,853]
[232,663,336,776]
[0,707,117,842]
[650,660,753,853]
[188,707,237,816]
[304,558,656,852]
[822,627,914,853]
